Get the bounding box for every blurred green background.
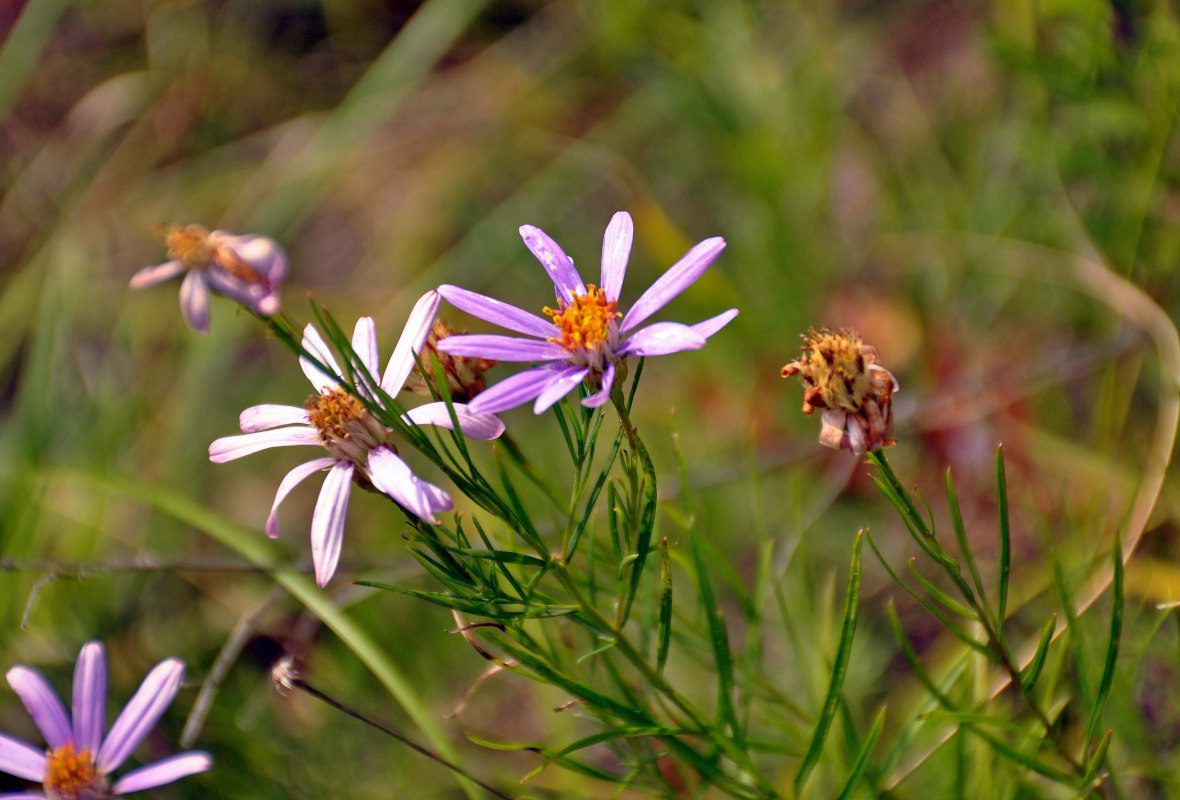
[1,0,1179,797]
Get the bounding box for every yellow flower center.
[543,285,620,353]
[164,224,215,268]
[44,743,106,800]
[305,388,388,464]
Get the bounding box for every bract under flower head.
[782,327,899,455]
[129,224,287,334]
[435,211,738,414]
[0,641,211,799]
[208,292,505,586]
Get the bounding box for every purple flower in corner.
[436,211,737,414]
[0,641,211,799]
[130,224,287,334]
[208,291,505,587]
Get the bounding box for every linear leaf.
[835,706,886,800]
[1021,614,1058,693]
[1085,533,1124,752]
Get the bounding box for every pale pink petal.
[381,291,441,396]
[0,792,47,799]
[112,751,212,794]
[310,461,354,587]
[466,366,559,415]
[129,259,185,290]
[401,403,505,440]
[581,361,615,408]
[690,308,739,339]
[178,270,210,335]
[533,366,590,414]
[519,224,585,303]
[72,642,106,755]
[0,732,46,782]
[7,667,71,750]
[97,659,184,772]
[616,322,706,357]
[208,427,322,463]
[351,317,380,397]
[367,447,452,524]
[239,404,309,433]
[436,285,554,338]
[619,237,726,333]
[600,211,633,302]
[436,334,566,362]
[266,457,337,539]
[220,233,287,283]
[300,325,343,392]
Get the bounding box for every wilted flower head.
[129,224,287,334]
[403,319,496,404]
[0,641,211,799]
[781,327,898,455]
[435,211,738,414]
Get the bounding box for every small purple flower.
[0,641,211,799]
[208,291,505,587]
[436,211,738,414]
[130,224,287,334]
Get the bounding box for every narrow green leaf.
[1085,533,1124,753]
[1020,614,1058,693]
[656,537,673,676]
[795,531,863,794]
[1082,728,1112,787]
[564,429,624,563]
[946,467,990,622]
[908,558,978,621]
[996,446,1011,630]
[835,706,886,800]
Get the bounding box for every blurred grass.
[1,0,1179,797]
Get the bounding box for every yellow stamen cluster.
[782,327,872,413]
[44,742,104,800]
[544,285,619,352]
[305,388,387,464]
[164,224,215,268]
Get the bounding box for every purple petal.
[367,447,452,525]
[436,334,566,362]
[7,667,71,750]
[0,732,47,782]
[266,457,336,539]
[519,224,585,303]
[208,427,322,463]
[97,659,184,772]
[401,402,505,440]
[619,237,726,333]
[112,751,212,795]
[72,642,106,755]
[690,308,739,339]
[351,317,380,396]
[466,366,560,415]
[129,260,185,290]
[239,404,309,433]
[581,361,615,408]
[616,322,706,357]
[600,212,633,302]
[219,233,287,283]
[381,291,441,396]
[533,366,589,414]
[203,269,267,311]
[0,792,47,799]
[178,270,210,335]
[436,285,554,338]
[300,325,344,392]
[310,461,354,587]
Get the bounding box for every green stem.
[610,385,658,627]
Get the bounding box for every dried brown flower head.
[405,318,497,404]
[781,327,898,455]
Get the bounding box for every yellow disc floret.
[544,285,620,354]
[44,742,106,800]
[164,224,215,268]
[305,388,388,465]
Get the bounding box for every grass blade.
[835,706,885,800]
[996,446,1011,635]
[1084,532,1124,753]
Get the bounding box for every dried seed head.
[782,327,898,455]
[405,319,496,404]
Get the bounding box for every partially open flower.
[403,319,496,404]
[781,327,898,455]
[130,224,287,334]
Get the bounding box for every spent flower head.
[0,641,210,799]
[403,319,496,404]
[208,291,505,586]
[435,211,738,414]
[782,327,898,455]
[130,224,287,334]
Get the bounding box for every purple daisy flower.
[130,224,287,334]
[0,641,211,799]
[435,211,738,414]
[208,291,505,587]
